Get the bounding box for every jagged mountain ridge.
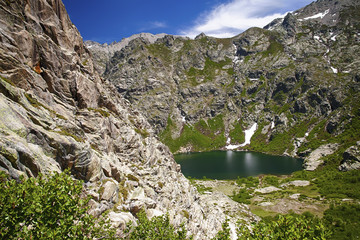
[84,33,186,74]
[84,33,166,75]
[92,0,360,170]
[0,0,258,238]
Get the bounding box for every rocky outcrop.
[339,141,360,171]
[255,186,281,194]
[84,33,172,74]
[280,180,310,188]
[0,0,256,238]
[303,144,339,171]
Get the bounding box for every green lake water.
[174,151,303,179]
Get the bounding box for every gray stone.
[101,180,119,203]
[303,144,339,171]
[339,142,360,171]
[255,186,281,194]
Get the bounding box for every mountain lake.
[175,151,303,179]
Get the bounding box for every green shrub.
[236,176,259,188]
[0,170,114,239]
[212,219,231,240]
[237,213,332,239]
[231,188,252,204]
[262,175,280,187]
[323,204,360,240]
[125,210,190,239]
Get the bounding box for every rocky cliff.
[84,33,171,74]
[95,0,360,170]
[0,0,256,238]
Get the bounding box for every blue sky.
[62,0,313,43]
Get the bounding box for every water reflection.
[244,152,257,175]
[175,151,303,179]
[226,151,234,171]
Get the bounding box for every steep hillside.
[84,33,169,74]
[97,0,360,171]
[0,0,256,238]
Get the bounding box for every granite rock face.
[339,141,360,171]
[84,33,171,74]
[0,0,256,238]
[90,0,360,168]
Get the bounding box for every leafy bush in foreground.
[237,213,332,240]
[323,204,360,240]
[0,170,114,239]
[125,210,191,240]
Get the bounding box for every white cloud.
[180,0,313,38]
[150,21,167,29]
[139,21,167,32]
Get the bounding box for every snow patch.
[240,123,258,147]
[331,34,337,41]
[314,35,320,41]
[249,78,259,81]
[181,116,186,122]
[303,9,329,20]
[271,121,275,129]
[305,132,309,137]
[331,67,338,74]
[225,123,257,150]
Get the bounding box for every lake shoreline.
[175,151,303,180]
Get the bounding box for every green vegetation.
[249,118,318,155]
[212,219,231,240]
[236,176,259,188]
[238,213,332,239]
[285,166,360,200]
[187,177,213,194]
[0,170,115,239]
[135,127,150,138]
[231,188,252,204]
[127,174,139,182]
[261,39,284,57]
[2,168,357,239]
[160,115,226,153]
[186,57,233,86]
[125,210,190,240]
[88,107,110,117]
[0,75,15,86]
[228,122,245,144]
[262,175,280,187]
[323,204,360,240]
[146,43,172,63]
[24,93,67,120]
[55,126,85,143]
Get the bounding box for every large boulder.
[339,142,360,171]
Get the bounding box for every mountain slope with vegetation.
[98,0,360,173]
